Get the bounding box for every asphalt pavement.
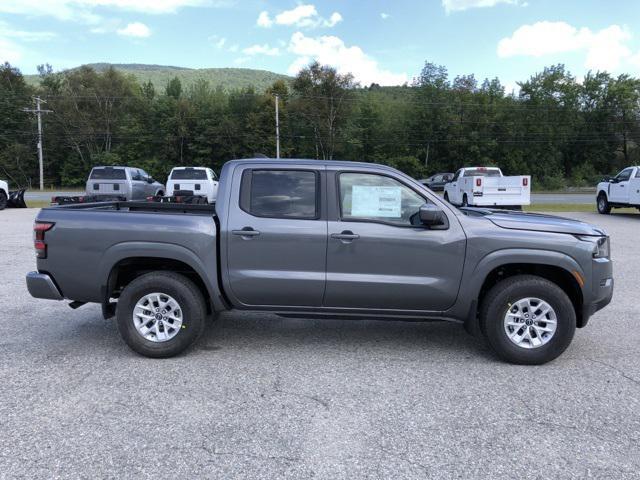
[1,208,638,479]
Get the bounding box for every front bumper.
[581,258,614,327]
[26,272,63,300]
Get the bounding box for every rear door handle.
[232,227,260,238]
[331,231,360,241]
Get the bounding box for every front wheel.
[116,271,207,358]
[480,275,576,365]
[597,194,611,214]
[0,191,7,210]
[444,192,450,203]
[462,194,469,207]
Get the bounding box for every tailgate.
[170,181,204,193]
[87,180,127,195]
[473,176,531,205]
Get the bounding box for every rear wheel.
[597,193,611,214]
[480,275,576,365]
[443,192,450,203]
[0,191,7,210]
[116,271,207,358]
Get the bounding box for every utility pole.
[23,97,52,191]
[424,142,430,169]
[274,94,280,158]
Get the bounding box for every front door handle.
[232,227,260,238]
[331,231,360,242]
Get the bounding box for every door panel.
[226,168,327,307]
[324,220,466,310]
[324,171,466,311]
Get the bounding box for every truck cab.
[597,166,640,214]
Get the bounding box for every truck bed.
[50,201,217,215]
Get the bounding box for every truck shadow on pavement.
[194,311,495,362]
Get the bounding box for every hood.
[463,208,606,236]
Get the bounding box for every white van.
[167,167,219,203]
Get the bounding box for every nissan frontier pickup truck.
[26,159,613,364]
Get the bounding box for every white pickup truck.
[596,165,640,214]
[167,167,219,203]
[444,167,531,209]
[0,180,8,210]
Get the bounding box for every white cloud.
[443,0,524,13]
[0,21,56,64]
[257,4,342,29]
[117,22,151,37]
[0,37,22,63]
[287,32,407,86]
[208,35,226,49]
[242,43,280,56]
[0,0,214,23]
[0,22,56,42]
[380,13,390,20]
[257,11,272,27]
[498,21,636,72]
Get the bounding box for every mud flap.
[7,189,27,208]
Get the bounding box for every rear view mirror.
[419,203,444,226]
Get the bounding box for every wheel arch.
[100,242,227,315]
[463,250,586,334]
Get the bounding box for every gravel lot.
[1,208,639,479]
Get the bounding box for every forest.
[1,60,639,190]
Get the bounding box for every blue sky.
[1,0,639,89]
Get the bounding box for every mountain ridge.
[25,63,292,92]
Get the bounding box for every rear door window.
[240,170,318,219]
[90,168,126,180]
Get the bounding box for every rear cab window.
[240,169,319,219]
[464,168,501,177]
[90,168,126,180]
[171,169,208,180]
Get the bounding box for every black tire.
[443,192,450,203]
[462,194,469,207]
[480,275,576,365]
[116,271,207,358]
[0,191,7,210]
[597,193,611,214]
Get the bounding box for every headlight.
[577,235,610,259]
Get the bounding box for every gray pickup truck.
[26,159,613,364]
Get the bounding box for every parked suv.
[86,166,165,201]
[419,173,453,192]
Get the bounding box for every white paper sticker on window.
[351,185,402,218]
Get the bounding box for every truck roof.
[225,158,401,172]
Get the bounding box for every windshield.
[171,169,208,180]
[90,168,126,180]
[465,168,501,177]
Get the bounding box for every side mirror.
[146,177,154,184]
[419,203,444,226]
[609,178,617,183]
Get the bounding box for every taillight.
[476,178,482,187]
[34,222,54,258]
[523,178,529,187]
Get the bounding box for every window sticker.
[351,185,402,218]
